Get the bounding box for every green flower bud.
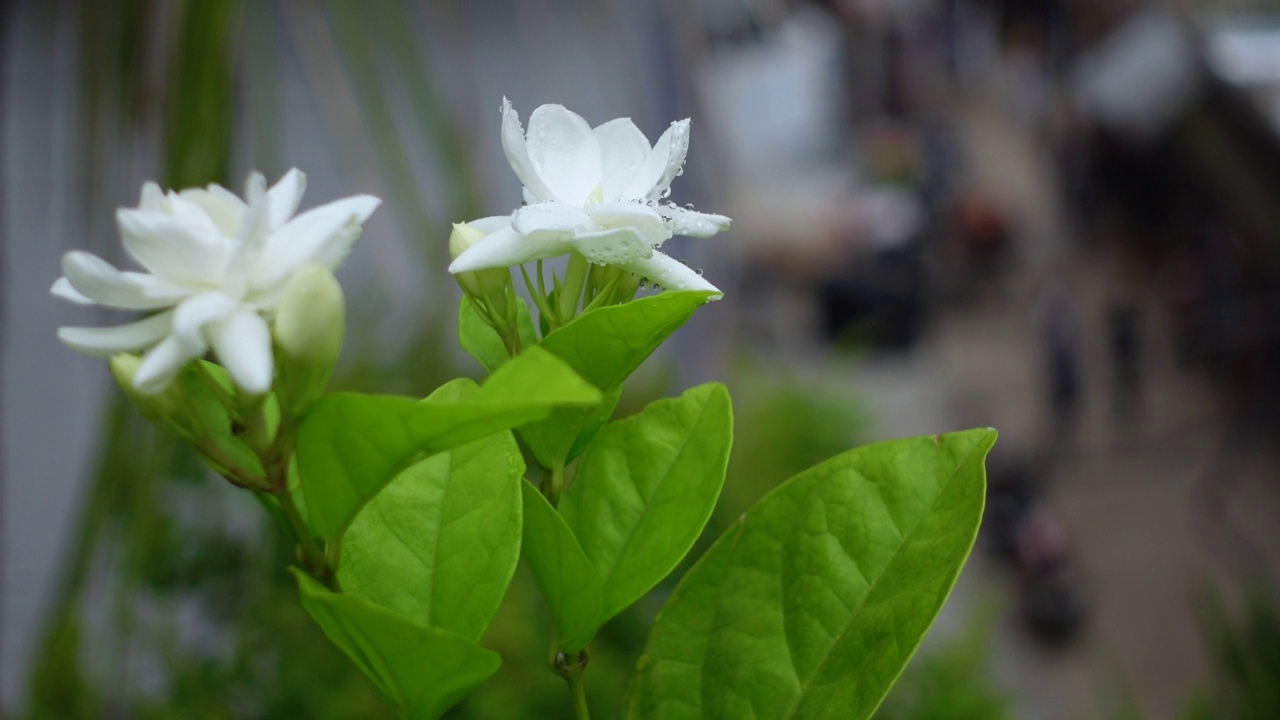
[273,264,345,417]
[450,222,512,318]
[111,353,201,440]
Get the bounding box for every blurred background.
[4,0,1280,717]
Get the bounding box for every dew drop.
[660,187,672,199]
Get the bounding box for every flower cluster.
[450,99,730,295]
[52,170,379,394]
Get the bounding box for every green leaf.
[560,383,733,620]
[338,379,524,641]
[458,295,538,373]
[297,346,600,538]
[627,428,997,720]
[520,481,605,653]
[293,570,500,720]
[521,290,715,469]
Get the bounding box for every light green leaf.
[297,347,600,538]
[627,428,997,720]
[458,295,538,373]
[560,383,733,620]
[293,570,500,720]
[338,379,524,641]
[520,480,605,653]
[521,290,715,469]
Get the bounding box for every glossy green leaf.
[628,428,997,720]
[297,347,600,538]
[560,383,733,620]
[520,290,715,469]
[293,570,500,720]
[457,295,538,373]
[338,379,524,641]
[520,481,604,653]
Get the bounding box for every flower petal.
[501,98,559,203]
[134,334,206,394]
[449,223,570,273]
[61,251,191,310]
[51,277,94,305]
[526,104,602,206]
[179,185,247,237]
[511,202,592,241]
[621,250,721,296]
[57,311,174,357]
[624,119,690,200]
[116,208,230,286]
[594,118,651,201]
[267,168,307,229]
[661,206,732,238]
[585,201,670,247]
[468,215,515,235]
[569,227,653,266]
[250,194,380,292]
[138,181,167,211]
[208,309,273,395]
[172,291,239,345]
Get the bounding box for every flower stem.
[552,650,591,720]
[276,484,338,591]
[557,252,590,324]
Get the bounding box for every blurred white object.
[1207,22,1280,87]
[1072,8,1202,140]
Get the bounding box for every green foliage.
[520,480,607,652]
[560,383,734,621]
[874,612,1012,720]
[1187,590,1280,720]
[294,571,500,720]
[628,429,997,720]
[458,296,538,373]
[296,348,600,537]
[338,380,525,641]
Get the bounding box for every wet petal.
[662,206,731,238]
[250,194,380,292]
[134,334,206,393]
[594,118,651,201]
[526,104,602,206]
[449,223,570,273]
[511,202,592,242]
[570,227,653,266]
[501,98,559,203]
[116,208,230,285]
[208,309,273,395]
[621,250,721,296]
[57,311,174,357]
[585,201,670,247]
[624,119,690,200]
[61,251,190,310]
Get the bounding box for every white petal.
[139,182,167,211]
[662,206,732,238]
[468,215,514,234]
[179,186,246,237]
[57,311,174,357]
[51,277,94,305]
[624,119,690,200]
[250,194,380,292]
[267,168,307,229]
[594,118,651,201]
[449,224,570,273]
[172,291,239,344]
[569,227,654,266]
[511,202,592,241]
[501,98,559,203]
[134,334,206,393]
[526,104,602,207]
[116,208,230,285]
[621,250,721,296]
[61,251,191,310]
[208,309,273,395]
[163,193,226,240]
[585,201,670,247]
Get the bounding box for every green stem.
[552,650,591,720]
[544,463,566,507]
[557,251,590,325]
[276,486,338,590]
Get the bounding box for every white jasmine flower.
[52,169,380,394]
[449,99,730,295]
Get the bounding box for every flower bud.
[273,265,345,416]
[111,353,232,443]
[450,222,511,318]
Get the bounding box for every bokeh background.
[5,0,1280,718]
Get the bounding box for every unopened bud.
[450,222,512,318]
[111,353,230,443]
[274,265,345,416]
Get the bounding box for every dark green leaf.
[297,347,600,538]
[293,570,500,720]
[628,429,997,720]
[338,379,524,641]
[520,481,604,653]
[560,383,732,620]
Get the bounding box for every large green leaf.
[457,295,538,373]
[520,481,605,653]
[627,429,997,720]
[560,383,733,620]
[338,379,524,641]
[520,290,715,469]
[293,570,500,720]
[296,347,600,538]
